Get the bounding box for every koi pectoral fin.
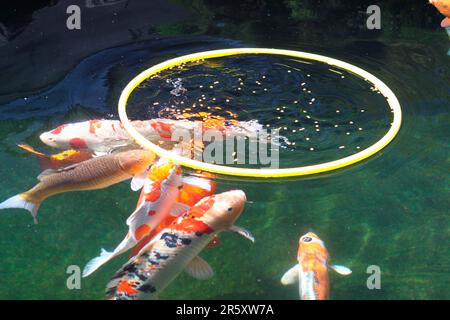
[441,17,450,28]
[229,225,255,243]
[281,265,300,285]
[130,171,147,191]
[329,265,352,276]
[185,256,214,280]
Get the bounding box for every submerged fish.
[83,162,216,277]
[127,171,217,258]
[39,119,264,153]
[17,144,94,170]
[105,190,254,300]
[430,0,450,27]
[0,149,156,223]
[82,158,186,277]
[39,119,183,153]
[281,232,352,300]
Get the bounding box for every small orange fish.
[18,144,94,170]
[430,0,450,27]
[281,232,351,300]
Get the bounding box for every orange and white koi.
[82,162,216,277]
[0,149,156,223]
[105,190,253,300]
[17,144,94,170]
[83,158,185,277]
[430,0,450,27]
[39,119,265,153]
[127,171,217,258]
[281,232,351,300]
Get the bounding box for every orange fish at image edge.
[429,0,450,27]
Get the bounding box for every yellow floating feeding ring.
[118,48,402,178]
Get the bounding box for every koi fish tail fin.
[84,235,136,277]
[82,248,114,278]
[0,194,40,224]
[17,144,53,170]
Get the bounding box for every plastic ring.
[118,48,402,178]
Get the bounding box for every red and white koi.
[281,232,352,300]
[127,171,217,258]
[39,119,190,153]
[105,190,253,300]
[82,160,216,277]
[39,119,265,153]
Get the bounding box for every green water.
[0,1,448,300]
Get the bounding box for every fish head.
[201,190,247,231]
[40,123,92,150]
[298,232,329,262]
[40,127,72,149]
[118,149,156,175]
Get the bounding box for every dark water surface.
[0,0,448,299]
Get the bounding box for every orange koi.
[281,232,352,300]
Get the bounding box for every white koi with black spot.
[105,190,253,300]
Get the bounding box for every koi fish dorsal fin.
[281,264,300,285]
[37,169,58,181]
[184,256,214,280]
[36,162,80,180]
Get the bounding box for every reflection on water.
[130,55,393,168]
[0,1,448,299]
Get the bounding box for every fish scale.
[143,231,214,296]
[27,156,130,202]
[108,229,214,300]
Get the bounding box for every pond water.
[0,1,448,299]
